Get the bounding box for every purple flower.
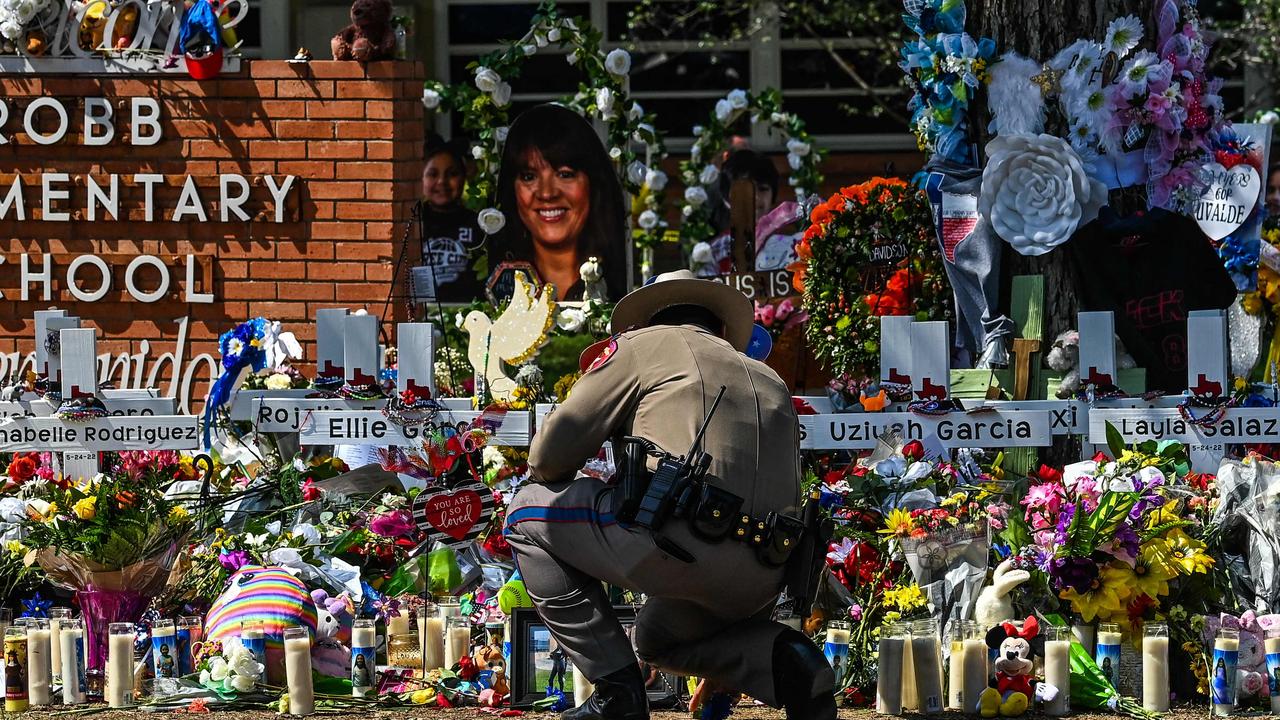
[219,549,251,573]
[1049,556,1099,594]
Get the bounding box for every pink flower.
[755,302,776,327]
[776,299,795,322]
[849,604,863,621]
[369,510,416,538]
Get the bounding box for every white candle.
[1043,630,1071,716]
[107,623,134,708]
[1265,633,1280,713]
[26,621,52,706]
[445,625,471,669]
[49,608,70,687]
[351,620,376,698]
[60,621,86,705]
[962,637,989,715]
[876,625,906,715]
[573,665,594,706]
[418,616,446,670]
[948,637,965,710]
[912,632,943,714]
[387,614,410,638]
[1142,623,1170,712]
[1212,633,1239,716]
[284,629,314,716]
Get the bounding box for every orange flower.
[115,490,137,508]
[809,204,833,228]
[886,268,910,294]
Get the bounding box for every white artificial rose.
[632,122,654,143]
[699,164,719,186]
[473,67,501,93]
[495,126,509,143]
[566,51,578,66]
[690,241,713,263]
[627,161,647,186]
[692,125,704,136]
[684,186,708,206]
[786,138,811,157]
[605,48,631,76]
[229,671,257,693]
[787,153,802,171]
[291,522,322,545]
[534,33,548,48]
[16,0,36,23]
[556,307,586,332]
[727,89,748,109]
[979,133,1107,256]
[522,44,536,56]
[209,657,230,682]
[628,102,643,121]
[471,145,485,160]
[771,112,787,124]
[199,670,212,686]
[644,169,668,191]
[547,27,561,42]
[0,21,18,41]
[491,81,512,108]
[714,99,733,123]
[264,373,292,391]
[421,88,441,109]
[609,146,623,160]
[637,209,659,230]
[596,87,615,118]
[1261,111,1280,125]
[478,208,506,235]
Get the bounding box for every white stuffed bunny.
[975,558,1031,628]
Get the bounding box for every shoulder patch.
[580,337,619,373]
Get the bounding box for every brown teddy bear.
[331,0,396,62]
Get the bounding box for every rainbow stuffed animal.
[205,566,319,684]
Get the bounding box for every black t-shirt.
[1068,208,1237,392]
[417,204,485,303]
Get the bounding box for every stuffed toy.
[205,565,319,685]
[1203,612,1280,700]
[331,0,396,62]
[309,589,355,677]
[975,558,1031,629]
[979,616,1043,718]
[1046,329,1137,398]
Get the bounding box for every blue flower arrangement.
[204,318,271,448]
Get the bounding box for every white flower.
[714,99,733,123]
[1135,466,1165,488]
[726,89,748,109]
[422,88,441,109]
[628,102,643,121]
[547,27,561,42]
[699,164,719,186]
[690,141,702,163]
[471,145,485,160]
[1261,111,1280,125]
[609,146,623,160]
[637,209,659,230]
[787,153,802,171]
[291,522,322,545]
[632,122,654,143]
[264,373,292,391]
[454,312,465,328]
[771,112,788,124]
[491,81,512,108]
[226,337,245,358]
[605,48,631,76]
[596,87,615,118]
[229,671,257,693]
[534,33,548,48]
[380,492,407,509]
[786,138,810,157]
[478,208,506,235]
[627,161,647,186]
[521,44,536,56]
[474,66,501,93]
[684,186,708,206]
[644,169,668,191]
[566,51,578,66]
[690,241,714,263]
[692,125,704,137]
[0,497,23,523]
[495,126,509,143]
[979,133,1107,256]
[209,657,230,682]
[245,532,269,548]
[1117,50,1171,96]
[1104,15,1143,57]
[682,205,694,217]
[556,306,586,332]
[199,670,212,686]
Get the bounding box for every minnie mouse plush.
[979,616,1042,718]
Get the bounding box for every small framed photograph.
[509,607,687,709]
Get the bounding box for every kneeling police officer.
[505,270,835,720]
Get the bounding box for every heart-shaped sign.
[1193,162,1261,241]
[410,480,495,555]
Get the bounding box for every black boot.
[772,628,837,720]
[561,663,650,720]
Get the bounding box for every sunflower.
[1059,564,1133,622]
[879,507,914,538]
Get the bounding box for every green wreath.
[677,88,825,247]
[422,1,669,251]
[796,177,951,378]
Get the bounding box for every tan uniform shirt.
[528,323,801,517]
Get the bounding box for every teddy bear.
[1202,612,1280,701]
[331,0,396,62]
[1046,329,1137,398]
[979,616,1050,718]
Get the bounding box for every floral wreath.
[422,0,670,251]
[678,87,824,247]
[796,177,951,378]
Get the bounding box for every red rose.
[7,453,38,483]
[902,440,925,461]
[301,478,321,502]
[1033,464,1062,484]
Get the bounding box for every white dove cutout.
[463,272,556,402]
[975,557,1032,628]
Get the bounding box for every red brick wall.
[0,60,424,411]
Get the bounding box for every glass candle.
[1072,623,1095,657]
[48,607,71,687]
[445,616,471,670]
[106,622,134,708]
[1265,627,1280,714]
[824,620,851,676]
[876,622,907,715]
[283,627,314,716]
[961,620,989,716]
[946,620,967,711]
[911,619,943,715]
[5,624,29,712]
[1212,628,1240,716]
[387,609,411,639]
[177,616,203,677]
[351,619,376,698]
[25,618,52,706]
[60,618,86,705]
[388,633,421,668]
[1043,626,1071,716]
[417,602,446,671]
[151,619,178,680]
[1095,622,1122,690]
[1142,622,1170,712]
[240,621,266,668]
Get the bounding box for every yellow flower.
[409,688,436,704]
[1150,529,1213,575]
[169,505,190,523]
[72,497,97,521]
[880,507,914,538]
[42,502,59,522]
[885,584,927,611]
[5,540,26,556]
[1111,556,1174,601]
[1059,564,1133,622]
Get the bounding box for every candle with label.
[962,623,989,715]
[1043,626,1071,716]
[5,625,29,712]
[106,622,134,708]
[1212,628,1239,716]
[1142,622,1170,712]
[1264,628,1280,713]
[824,621,851,676]
[152,620,178,681]
[241,622,266,669]
[1095,623,1122,690]
[351,619,376,698]
[947,621,968,710]
[911,620,943,715]
[60,619,86,705]
[445,617,471,670]
[48,608,71,687]
[284,628,314,716]
[177,616,203,676]
[573,665,594,706]
[26,618,52,706]
[876,623,906,715]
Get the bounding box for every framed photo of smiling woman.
[489,104,630,303]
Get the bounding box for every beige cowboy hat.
[609,269,753,351]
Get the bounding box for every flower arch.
[422,1,669,254]
[677,88,825,247]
